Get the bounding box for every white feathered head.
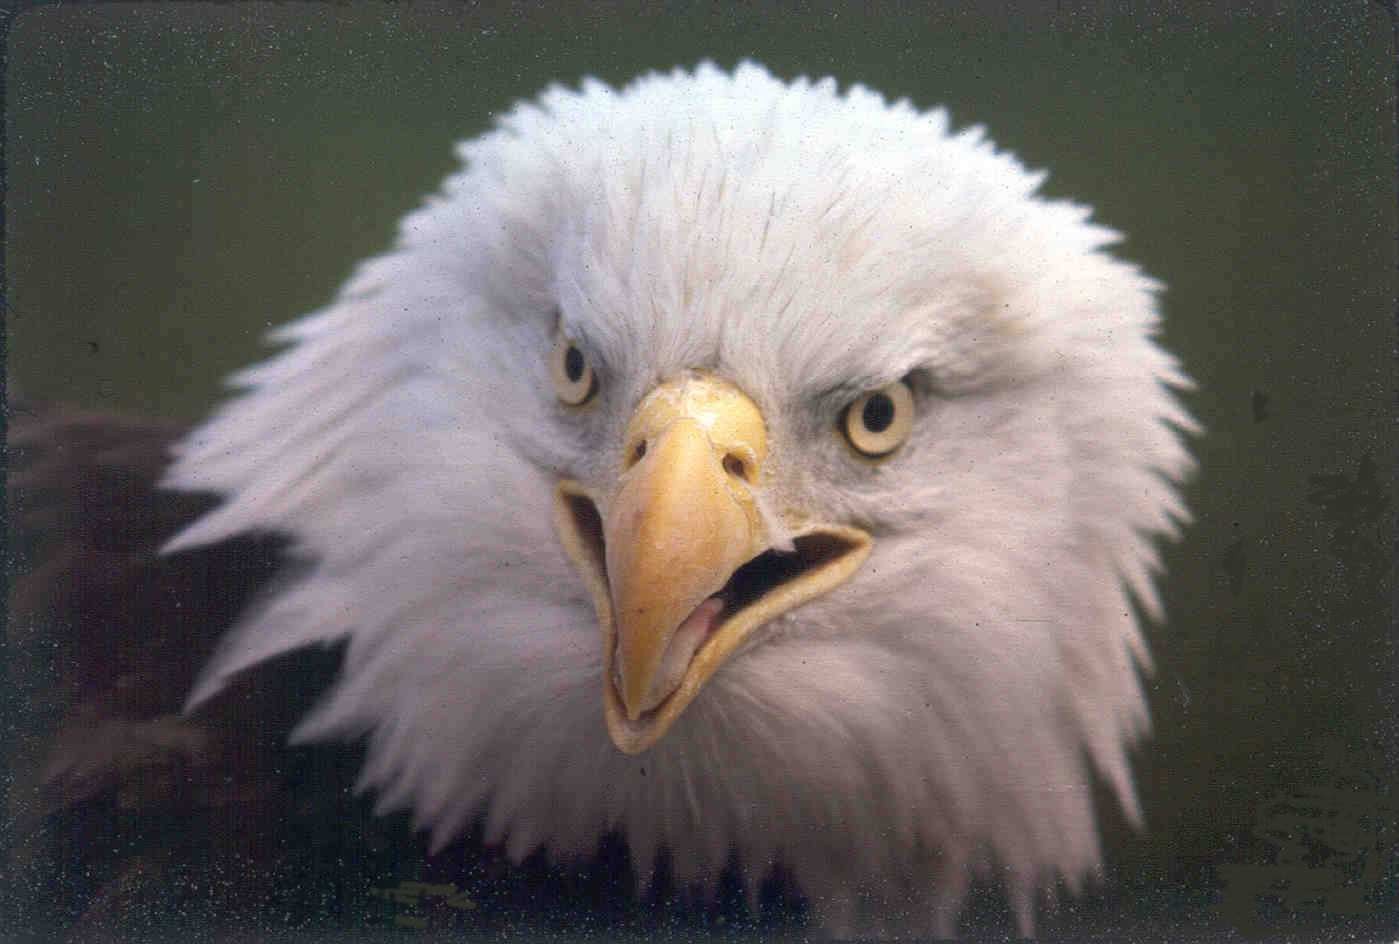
[163,62,1196,936]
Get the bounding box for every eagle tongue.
[636,596,724,714]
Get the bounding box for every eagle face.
[164,62,1195,935]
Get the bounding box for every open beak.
[555,373,872,754]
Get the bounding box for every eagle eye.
[551,336,597,405]
[842,380,914,458]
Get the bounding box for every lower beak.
[554,374,871,753]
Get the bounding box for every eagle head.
[163,61,1196,936]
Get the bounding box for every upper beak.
[555,373,871,754]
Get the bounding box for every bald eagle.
[149,62,1195,937]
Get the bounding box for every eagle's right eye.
[842,379,914,458]
[551,336,598,406]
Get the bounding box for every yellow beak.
[555,373,871,754]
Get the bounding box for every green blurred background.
[7,0,1396,937]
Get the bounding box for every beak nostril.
[627,440,648,469]
[723,453,749,481]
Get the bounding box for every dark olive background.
[7,1,1396,940]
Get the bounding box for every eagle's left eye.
[551,336,597,406]
[842,379,915,458]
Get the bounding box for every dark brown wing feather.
[6,402,293,938]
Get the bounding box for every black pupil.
[563,346,585,383]
[861,393,895,434]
